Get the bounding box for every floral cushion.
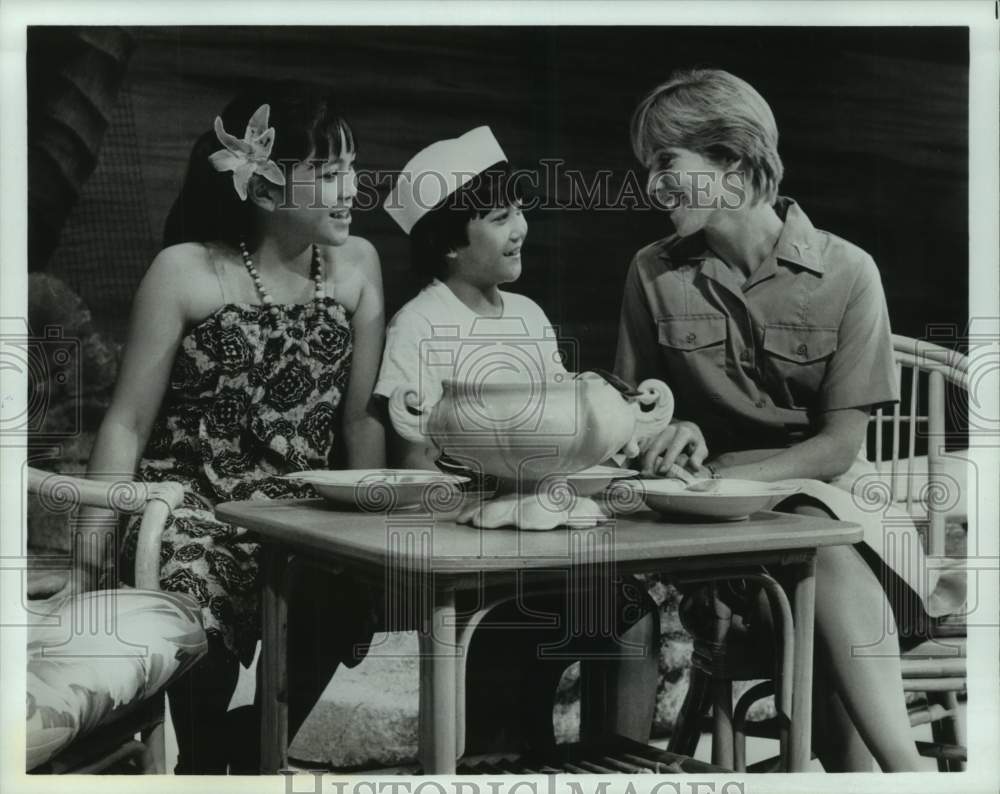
[26,589,207,770]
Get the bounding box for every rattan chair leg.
[928,690,965,772]
[733,681,775,772]
[139,714,167,773]
[668,667,712,757]
[711,678,735,769]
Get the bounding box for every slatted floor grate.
[320,736,730,775]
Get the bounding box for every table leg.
[418,582,458,774]
[260,546,291,774]
[788,555,817,772]
[453,593,520,756]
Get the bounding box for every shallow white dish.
[565,465,639,496]
[633,478,800,521]
[283,469,469,511]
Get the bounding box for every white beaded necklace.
[239,241,326,355]
[238,241,325,312]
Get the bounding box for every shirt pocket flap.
[763,325,838,363]
[658,316,728,351]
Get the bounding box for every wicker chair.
[668,334,969,772]
[26,468,208,773]
[869,334,968,771]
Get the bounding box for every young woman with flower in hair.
[77,81,386,773]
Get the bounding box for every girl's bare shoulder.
[317,236,382,314]
[319,235,380,273]
[144,242,234,321]
[147,241,219,278]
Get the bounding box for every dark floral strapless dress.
[121,298,355,666]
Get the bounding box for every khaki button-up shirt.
[614,197,897,454]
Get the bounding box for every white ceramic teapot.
[388,371,674,487]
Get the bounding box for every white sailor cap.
[384,126,507,234]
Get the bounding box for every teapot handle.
[387,385,431,446]
[631,378,675,447]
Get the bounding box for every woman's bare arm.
[71,247,193,592]
[711,407,869,482]
[341,240,387,469]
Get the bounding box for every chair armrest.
[28,468,148,513]
[28,468,185,593]
[890,334,970,388]
[133,489,181,590]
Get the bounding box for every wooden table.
[216,498,862,774]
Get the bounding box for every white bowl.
[283,469,469,511]
[634,478,800,521]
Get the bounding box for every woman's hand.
[144,480,186,512]
[656,462,707,484]
[637,420,709,478]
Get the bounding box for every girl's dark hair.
[409,161,523,283]
[164,80,355,248]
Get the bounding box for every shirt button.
[686,332,697,343]
[740,349,752,362]
[796,343,808,357]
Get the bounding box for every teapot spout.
[631,378,675,447]
[581,368,643,397]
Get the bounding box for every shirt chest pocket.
[762,324,838,400]
[657,315,728,370]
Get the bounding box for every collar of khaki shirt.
[656,197,826,290]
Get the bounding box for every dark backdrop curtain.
[32,26,968,357]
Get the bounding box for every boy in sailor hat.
[377,126,563,432]
[376,128,660,753]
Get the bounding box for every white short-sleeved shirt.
[375,279,567,410]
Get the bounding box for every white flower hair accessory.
[208,103,286,201]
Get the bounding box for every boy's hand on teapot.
[638,420,709,478]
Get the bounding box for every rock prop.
[27,272,119,556]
